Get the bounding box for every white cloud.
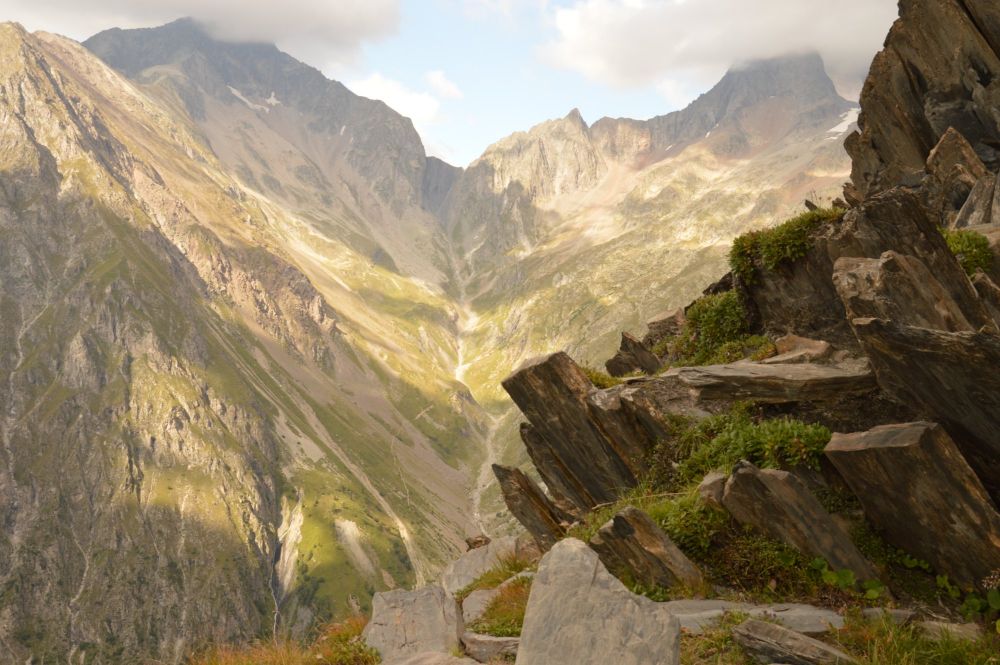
[541,0,898,99]
[425,70,464,100]
[348,72,441,126]
[5,0,399,65]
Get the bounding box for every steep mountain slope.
[0,17,857,661]
[0,23,482,663]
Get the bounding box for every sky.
[5,0,899,166]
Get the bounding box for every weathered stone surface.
[916,620,984,642]
[440,536,518,596]
[364,586,462,661]
[461,633,519,663]
[697,471,727,509]
[732,620,857,665]
[954,174,996,228]
[923,128,989,226]
[846,0,1000,200]
[722,462,877,581]
[971,271,1000,326]
[847,319,1000,501]
[515,539,680,665]
[461,588,498,626]
[662,600,843,636]
[605,332,661,376]
[761,335,832,365]
[589,506,704,590]
[671,361,876,404]
[833,251,990,332]
[643,307,686,348]
[502,353,639,510]
[493,465,572,552]
[514,531,543,564]
[464,535,491,551]
[384,654,479,665]
[744,188,992,342]
[825,422,1000,588]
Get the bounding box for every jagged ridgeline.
[3,11,860,665]
[486,0,1000,662]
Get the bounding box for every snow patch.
[827,108,860,135]
[227,86,270,113]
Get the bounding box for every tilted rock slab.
[439,536,517,596]
[662,599,843,636]
[923,127,989,227]
[492,465,572,552]
[502,353,640,510]
[515,538,680,665]
[605,331,662,376]
[722,462,877,582]
[732,619,857,665]
[588,506,704,590]
[847,319,1000,501]
[671,361,876,404]
[363,586,463,661]
[826,422,1000,588]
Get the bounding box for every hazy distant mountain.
[0,17,855,661]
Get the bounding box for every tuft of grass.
[456,553,535,601]
[469,577,532,637]
[941,227,993,276]
[190,617,379,665]
[646,489,730,559]
[582,366,623,389]
[654,291,774,368]
[729,207,844,284]
[834,611,1000,664]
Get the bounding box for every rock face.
[732,619,857,665]
[923,128,989,226]
[363,586,463,661]
[492,466,572,552]
[515,539,680,665]
[846,0,1000,200]
[439,537,517,596]
[588,506,704,590]
[461,633,519,663]
[847,319,1000,500]
[722,462,877,581]
[826,422,1000,588]
[663,600,844,636]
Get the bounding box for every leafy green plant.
[941,227,993,276]
[729,208,844,284]
[646,489,730,559]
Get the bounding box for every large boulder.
[515,539,680,665]
[834,252,993,333]
[826,422,1000,588]
[732,619,857,665]
[588,506,704,590]
[722,462,877,582]
[439,536,518,596]
[363,586,463,661]
[492,465,572,552]
[847,319,1000,501]
[846,0,1000,200]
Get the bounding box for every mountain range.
[0,17,856,661]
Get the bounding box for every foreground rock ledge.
[732,619,857,665]
[515,538,680,665]
[363,586,462,661]
[670,362,876,404]
[826,421,1000,588]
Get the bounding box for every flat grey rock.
[662,600,843,636]
[462,632,519,663]
[384,653,479,665]
[364,585,463,661]
[462,588,498,626]
[916,620,983,642]
[440,536,518,595]
[515,538,679,665]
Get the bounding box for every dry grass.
[469,577,532,638]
